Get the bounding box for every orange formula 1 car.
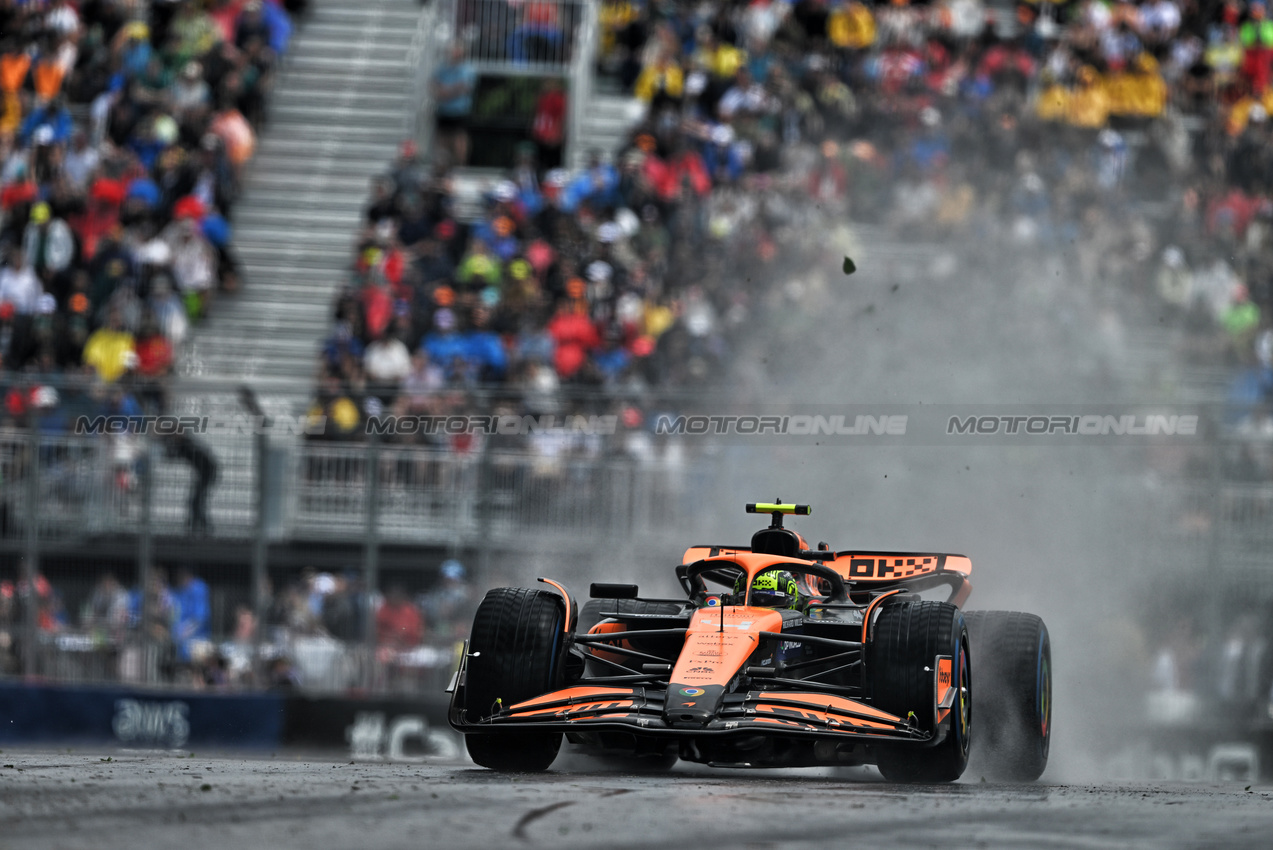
[448,502,1051,782]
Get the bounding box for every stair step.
[183,0,433,392]
[237,208,361,226]
[307,7,421,22]
[271,103,406,123]
[249,122,410,142]
[271,71,411,90]
[274,89,408,107]
[289,55,409,72]
[252,139,404,159]
[237,243,351,259]
[245,173,373,193]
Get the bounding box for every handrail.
[567,0,598,168]
[407,0,454,151]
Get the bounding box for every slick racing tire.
[463,587,566,772]
[963,610,1051,782]
[869,600,971,783]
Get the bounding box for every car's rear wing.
[680,546,972,607]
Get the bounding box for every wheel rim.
[1037,633,1051,758]
[956,637,971,757]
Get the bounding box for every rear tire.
[463,587,566,772]
[869,600,971,783]
[963,610,1051,781]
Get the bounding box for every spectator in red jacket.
[532,78,566,169]
[375,585,424,650]
[547,300,600,379]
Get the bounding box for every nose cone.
[664,684,725,729]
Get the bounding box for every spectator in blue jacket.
[459,306,507,382]
[172,566,211,663]
[18,98,72,147]
[422,307,466,380]
[560,151,620,213]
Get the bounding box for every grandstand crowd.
[0,559,472,690]
[0,0,300,429]
[312,0,1273,447]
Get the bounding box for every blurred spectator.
[0,0,295,404]
[532,78,566,168]
[432,43,476,166]
[172,566,211,662]
[364,331,411,405]
[84,572,130,639]
[376,584,424,651]
[268,655,301,690]
[419,559,474,641]
[0,580,17,674]
[162,431,218,536]
[322,570,366,642]
[0,246,40,315]
[132,566,177,650]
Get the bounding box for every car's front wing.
[448,653,930,745]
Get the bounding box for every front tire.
[869,600,971,783]
[463,587,566,772]
[963,610,1051,781]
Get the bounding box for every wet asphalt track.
[2,750,1271,850]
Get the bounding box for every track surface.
[2,750,1271,849]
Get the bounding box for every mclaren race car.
[448,502,1051,782]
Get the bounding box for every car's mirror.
[590,582,639,599]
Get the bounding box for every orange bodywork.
[935,655,955,726]
[750,691,901,731]
[507,686,638,720]
[670,605,784,688]
[537,577,574,632]
[587,620,630,665]
[681,545,748,563]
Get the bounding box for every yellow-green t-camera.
[746,503,811,515]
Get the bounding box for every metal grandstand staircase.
[162,0,422,535]
[568,92,645,170]
[181,0,421,392]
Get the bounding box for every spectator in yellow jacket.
[83,310,137,383]
[1066,66,1110,129]
[1121,53,1169,118]
[691,28,745,80]
[828,1,876,50]
[1223,80,1273,135]
[1035,72,1069,122]
[1104,66,1136,116]
[634,53,685,103]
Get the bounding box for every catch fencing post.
[477,436,492,579]
[138,438,152,576]
[252,426,269,680]
[363,430,382,667]
[240,386,270,684]
[22,428,39,677]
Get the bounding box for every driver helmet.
[735,569,802,610]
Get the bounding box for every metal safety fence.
[446,0,586,72]
[3,403,1272,699]
[0,417,701,698]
